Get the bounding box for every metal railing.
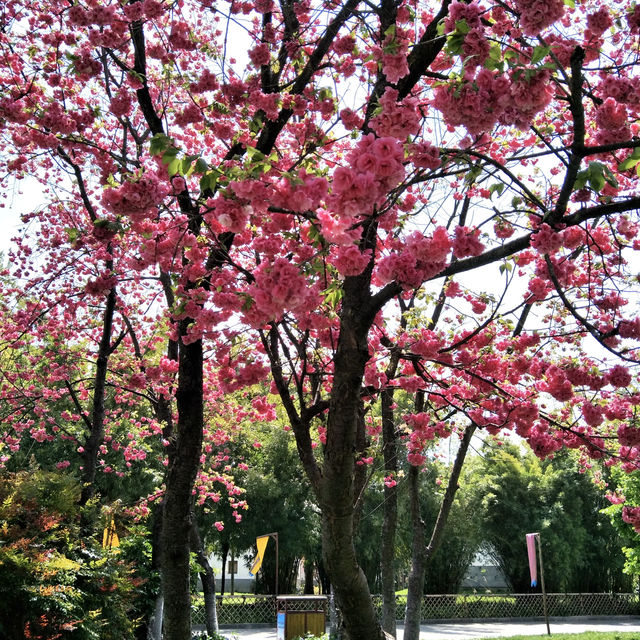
[192,592,640,626]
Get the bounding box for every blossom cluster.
[204,196,253,234]
[433,67,553,134]
[452,226,485,258]
[245,257,319,326]
[405,412,437,466]
[527,422,562,458]
[328,245,372,277]
[102,171,171,222]
[379,27,410,84]
[622,506,640,533]
[327,134,405,218]
[370,88,421,139]
[595,97,631,145]
[513,0,565,35]
[444,1,489,67]
[618,424,640,448]
[376,227,452,289]
[271,170,329,213]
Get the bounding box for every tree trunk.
[146,502,164,640]
[161,334,204,640]
[220,540,229,595]
[320,271,385,640]
[321,502,383,640]
[80,283,116,505]
[380,387,398,637]
[403,423,477,640]
[403,464,426,640]
[317,558,331,595]
[304,559,314,594]
[230,551,235,595]
[190,517,219,636]
[147,593,164,640]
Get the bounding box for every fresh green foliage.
[602,465,640,578]
[474,443,629,592]
[204,419,321,595]
[0,470,152,640]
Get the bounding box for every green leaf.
[588,172,605,193]
[446,34,465,56]
[618,147,640,172]
[194,158,208,173]
[245,146,265,162]
[587,161,606,193]
[603,165,619,189]
[454,19,470,35]
[488,43,502,61]
[465,165,482,185]
[574,169,588,191]
[161,147,180,165]
[238,292,254,312]
[65,228,80,244]
[530,45,550,65]
[619,157,639,171]
[167,157,181,177]
[199,172,218,194]
[563,0,575,7]
[323,286,343,310]
[489,183,505,198]
[149,133,174,156]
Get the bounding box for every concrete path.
[215,616,640,639]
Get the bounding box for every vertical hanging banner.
[526,533,538,587]
[249,535,270,576]
[526,532,551,635]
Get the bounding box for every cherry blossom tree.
[3,0,640,638]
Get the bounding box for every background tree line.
[0,368,635,639]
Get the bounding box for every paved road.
[214,616,640,639]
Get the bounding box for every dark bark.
[380,387,398,637]
[317,558,331,595]
[319,267,385,640]
[304,559,315,594]
[161,332,204,640]
[80,282,116,505]
[190,517,219,636]
[220,540,229,595]
[230,552,235,595]
[403,464,426,640]
[147,502,165,640]
[403,424,476,640]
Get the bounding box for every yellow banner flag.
[102,516,120,549]
[249,535,269,576]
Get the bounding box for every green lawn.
[476,634,640,640]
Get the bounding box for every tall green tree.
[206,422,321,595]
[477,443,629,593]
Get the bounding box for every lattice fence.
[380,593,640,620]
[192,595,276,626]
[192,592,639,626]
